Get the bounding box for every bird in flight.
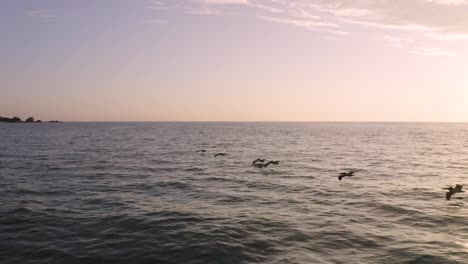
[443,184,464,200]
[252,159,279,167]
[338,170,355,181]
[195,150,207,153]
[214,153,227,157]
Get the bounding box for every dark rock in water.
[48,120,60,123]
[36,120,42,123]
[0,116,22,122]
[25,117,35,122]
[10,116,22,123]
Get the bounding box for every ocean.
[1,122,467,264]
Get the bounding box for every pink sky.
[1,0,467,121]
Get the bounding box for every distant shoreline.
[1,118,467,124]
[0,116,60,123]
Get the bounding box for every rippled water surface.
[1,122,468,264]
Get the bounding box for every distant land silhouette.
[0,116,60,123]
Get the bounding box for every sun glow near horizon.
[1,0,467,122]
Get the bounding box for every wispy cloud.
[144,19,168,24]
[427,0,468,5]
[409,47,458,57]
[27,10,55,18]
[148,0,169,10]
[183,5,222,15]
[257,15,339,30]
[384,35,457,57]
[146,0,233,16]
[308,0,468,40]
[148,0,468,45]
[428,32,468,40]
[249,3,283,13]
[193,0,248,4]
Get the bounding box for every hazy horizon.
[2,0,467,122]
[7,117,468,122]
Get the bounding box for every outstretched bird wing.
[338,175,344,181]
[446,192,453,200]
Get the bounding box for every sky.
[1,0,467,122]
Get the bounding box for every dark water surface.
[1,122,468,264]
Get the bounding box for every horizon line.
[15,120,468,123]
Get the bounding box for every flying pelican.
[338,170,355,181]
[195,150,207,153]
[214,153,227,157]
[443,184,465,200]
